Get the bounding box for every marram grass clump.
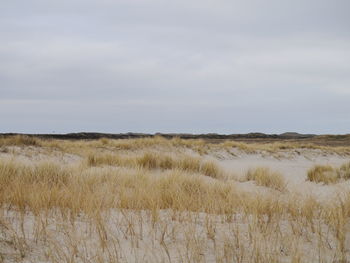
[86,152,224,179]
[307,161,350,184]
[246,167,286,191]
[338,161,350,180]
[307,165,337,184]
[0,135,40,147]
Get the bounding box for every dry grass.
[245,167,286,191]
[338,161,350,180]
[0,159,234,215]
[0,137,349,262]
[222,140,350,155]
[0,135,39,147]
[1,134,345,156]
[307,165,338,184]
[307,161,350,184]
[1,134,349,159]
[87,152,224,179]
[0,160,70,187]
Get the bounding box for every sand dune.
[0,136,349,262]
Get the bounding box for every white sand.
[218,149,350,200]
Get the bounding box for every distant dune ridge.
[0,131,333,140]
[4,131,316,140]
[2,132,350,147]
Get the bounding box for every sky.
[1,0,349,134]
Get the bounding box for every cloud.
[0,0,349,133]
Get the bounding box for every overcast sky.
[1,0,349,134]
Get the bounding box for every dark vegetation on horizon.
[1,132,350,146]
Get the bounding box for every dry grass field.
[0,135,350,262]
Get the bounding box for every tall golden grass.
[0,159,234,214]
[339,161,350,180]
[2,134,350,155]
[307,165,338,184]
[0,136,350,262]
[307,161,350,184]
[245,167,286,191]
[86,152,224,179]
[0,135,39,147]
